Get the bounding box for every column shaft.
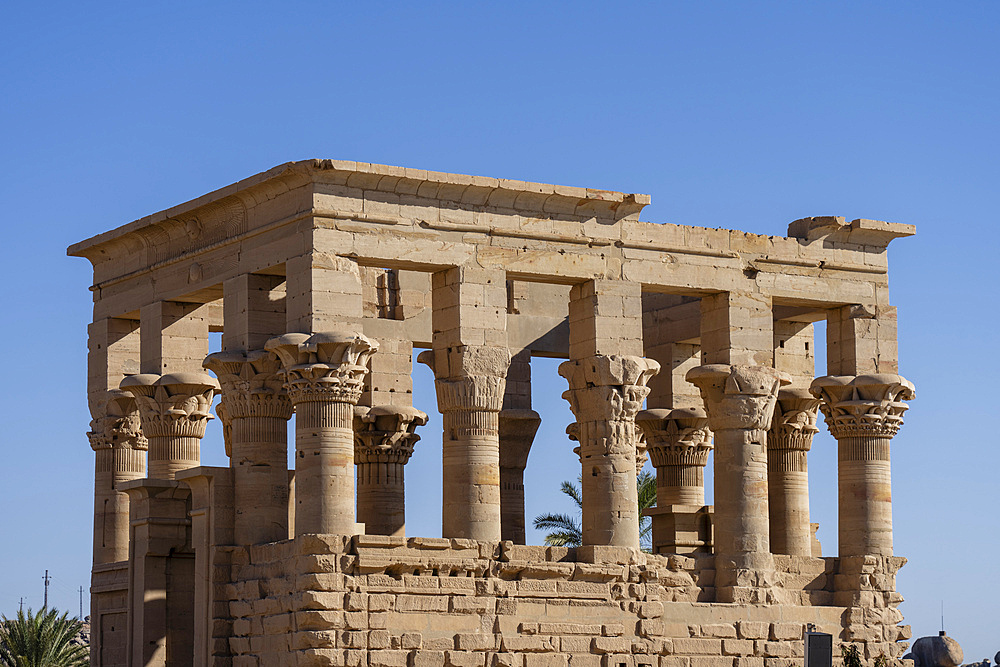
[356,463,405,536]
[204,350,292,546]
[267,332,377,537]
[766,388,820,556]
[687,364,789,601]
[442,406,502,540]
[810,374,914,558]
[295,400,356,534]
[839,437,893,555]
[353,404,426,537]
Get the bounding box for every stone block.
[736,623,767,640]
[701,624,737,639]
[722,640,754,656]
[524,655,569,667]
[371,650,410,667]
[592,637,633,654]
[672,638,722,655]
[413,651,448,667]
[768,624,800,641]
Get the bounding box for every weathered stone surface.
[72,159,914,667]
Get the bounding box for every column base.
[644,505,713,555]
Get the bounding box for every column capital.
[88,390,148,452]
[636,407,713,468]
[498,409,541,469]
[686,364,790,431]
[120,372,219,438]
[353,405,428,464]
[203,349,293,420]
[265,332,378,405]
[417,346,510,413]
[769,387,821,451]
[559,354,660,424]
[809,374,915,440]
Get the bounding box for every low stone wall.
[221,536,910,667]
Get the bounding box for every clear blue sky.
[2,1,997,659]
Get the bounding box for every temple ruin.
[70,159,915,666]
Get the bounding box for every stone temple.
[70,160,915,667]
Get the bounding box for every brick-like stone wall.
[223,536,909,667]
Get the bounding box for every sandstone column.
[809,374,914,556]
[89,390,147,564]
[418,345,509,541]
[419,265,509,541]
[687,364,789,601]
[353,405,427,536]
[121,372,219,480]
[203,349,293,545]
[498,408,541,544]
[636,408,712,506]
[766,387,820,556]
[635,407,713,554]
[560,355,659,547]
[266,332,377,536]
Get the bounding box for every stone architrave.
[353,405,428,537]
[560,355,660,548]
[89,390,148,564]
[498,408,541,544]
[203,349,293,546]
[120,372,219,480]
[635,407,713,506]
[266,332,377,536]
[809,374,914,557]
[767,387,821,556]
[686,364,789,601]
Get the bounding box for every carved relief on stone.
[560,355,660,424]
[353,405,428,464]
[417,345,510,414]
[119,372,220,438]
[87,390,148,452]
[203,350,293,420]
[686,364,791,431]
[635,407,713,468]
[769,387,821,452]
[560,355,659,459]
[498,409,541,470]
[809,374,915,440]
[265,332,378,405]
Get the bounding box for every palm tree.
[0,607,88,667]
[534,471,658,550]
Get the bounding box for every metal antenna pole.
[79,586,84,619]
[19,597,24,613]
[43,570,50,608]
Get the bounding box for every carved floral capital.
[559,355,660,424]
[686,364,790,431]
[88,390,148,452]
[635,407,713,468]
[809,374,915,440]
[769,387,821,451]
[265,332,378,405]
[417,346,510,413]
[120,372,219,439]
[203,349,293,420]
[353,405,428,464]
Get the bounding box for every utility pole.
[79,586,84,619]
[42,570,50,608]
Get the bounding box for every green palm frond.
[559,480,583,509]
[534,472,658,551]
[0,607,89,667]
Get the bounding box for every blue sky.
[2,1,997,659]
